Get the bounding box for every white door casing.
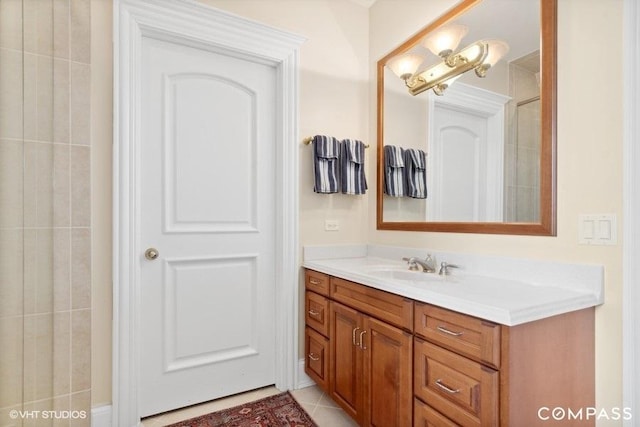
[113,1,304,425]
[427,83,510,221]
[139,37,277,416]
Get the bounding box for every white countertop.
[303,245,604,326]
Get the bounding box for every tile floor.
[140,385,358,427]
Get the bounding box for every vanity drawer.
[330,277,413,331]
[414,398,458,427]
[414,338,498,427]
[305,291,330,337]
[414,302,500,368]
[305,327,330,392]
[305,269,330,296]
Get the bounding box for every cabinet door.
[362,316,413,427]
[305,327,330,392]
[330,302,363,423]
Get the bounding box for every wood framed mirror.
[376,0,556,235]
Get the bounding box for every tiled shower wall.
[0,0,91,425]
[504,55,541,223]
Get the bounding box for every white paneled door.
[139,37,277,417]
[430,105,488,222]
[427,84,507,223]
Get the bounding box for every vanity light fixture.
[388,24,509,96]
[423,23,469,58]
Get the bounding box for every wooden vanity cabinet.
[414,302,500,426]
[498,308,595,426]
[330,300,413,426]
[414,302,595,427]
[329,275,414,426]
[304,270,413,426]
[303,269,596,427]
[304,270,331,393]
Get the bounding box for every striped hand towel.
[340,139,367,195]
[404,148,427,199]
[384,145,405,197]
[313,135,340,194]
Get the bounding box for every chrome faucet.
[438,261,460,276]
[402,254,436,273]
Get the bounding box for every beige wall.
[370,0,624,422]
[91,0,113,408]
[194,0,371,248]
[92,1,625,423]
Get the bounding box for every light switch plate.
[579,214,617,245]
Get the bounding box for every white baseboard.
[296,358,315,389]
[91,405,112,427]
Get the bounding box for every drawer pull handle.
[437,325,464,337]
[435,379,460,394]
[359,330,367,350]
[308,309,320,317]
[309,279,321,285]
[352,327,361,346]
[308,353,320,361]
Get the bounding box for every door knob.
[145,248,159,260]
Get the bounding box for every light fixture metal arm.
[408,41,488,96]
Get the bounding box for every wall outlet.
[324,220,340,231]
[578,214,617,245]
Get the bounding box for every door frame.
[112,1,304,425]
[623,0,640,422]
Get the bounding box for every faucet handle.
[439,261,459,276]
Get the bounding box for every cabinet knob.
[308,309,320,317]
[308,353,320,362]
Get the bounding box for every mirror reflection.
[380,0,543,224]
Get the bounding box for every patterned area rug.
[165,392,318,427]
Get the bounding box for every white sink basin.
[365,267,446,283]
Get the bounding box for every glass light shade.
[422,24,468,57]
[459,42,484,62]
[482,39,510,67]
[387,53,424,80]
